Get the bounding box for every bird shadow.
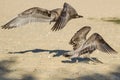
[62,57,103,64]
[8,48,69,57]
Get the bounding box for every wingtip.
[112,50,118,54]
[51,28,60,31]
[63,2,69,7]
[1,25,16,29]
[64,2,68,5]
[51,28,58,31]
[1,25,4,29]
[51,26,62,31]
[109,50,118,54]
[69,40,75,45]
[1,25,7,29]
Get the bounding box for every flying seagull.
[1,7,62,29]
[1,2,83,31]
[51,2,83,31]
[64,26,117,62]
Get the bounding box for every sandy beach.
[0,0,120,80]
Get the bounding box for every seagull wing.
[69,26,91,46]
[68,33,117,58]
[51,3,70,31]
[1,7,52,29]
[80,33,117,54]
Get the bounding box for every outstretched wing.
[1,7,53,29]
[51,3,70,31]
[69,26,91,46]
[80,33,117,54]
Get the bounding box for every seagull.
[64,26,117,62]
[51,2,83,31]
[1,2,83,31]
[1,7,62,29]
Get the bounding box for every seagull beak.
[77,15,83,18]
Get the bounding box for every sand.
[0,0,120,80]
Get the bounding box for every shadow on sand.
[8,49,103,63]
[62,57,103,64]
[64,70,120,80]
[63,66,120,80]
[0,57,37,80]
[8,48,69,57]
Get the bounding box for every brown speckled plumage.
[1,7,62,29]
[64,26,117,58]
[51,2,83,31]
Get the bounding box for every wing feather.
[69,26,91,50]
[64,2,78,16]
[64,33,117,58]
[95,34,117,54]
[51,3,70,31]
[69,26,91,45]
[1,7,53,29]
[82,33,117,54]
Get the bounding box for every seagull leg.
[75,59,79,63]
[69,53,80,63]
[70,53,79,59]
